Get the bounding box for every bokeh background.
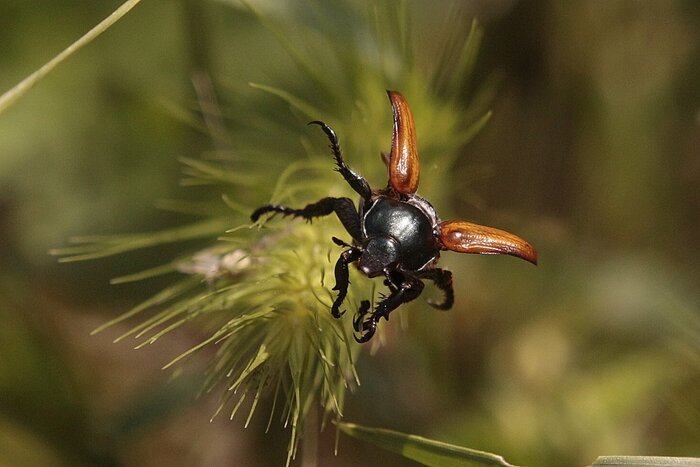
[1,1,698,466]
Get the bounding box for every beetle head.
[358,236,400,277]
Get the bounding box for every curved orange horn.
[387,90,420,195]
[439,220,538,265]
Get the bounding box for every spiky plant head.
[54,2,490,464]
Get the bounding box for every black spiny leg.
[354,277,425,343]
[308,121,372,201]
[352,300,372,337]
[419,268,454,310]
[330,239,363,318]
[251,196,363,243]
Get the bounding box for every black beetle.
[252,91,537,342]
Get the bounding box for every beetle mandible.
[252,91,537,343]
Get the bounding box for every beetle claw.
[352,300,371,333]
[331,306,345,319]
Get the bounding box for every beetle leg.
[354,277,424,343]
[386,90,420,195]
[251,197,363,243]
[308,121,372,201]
[352,300,372,336]
[418,268,454,310]
[331,236,354,248]
[380,277,424,321]
[438,220,538,265]
[331,245,363,318]
[382,269,403,292]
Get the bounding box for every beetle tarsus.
[251,204,290,222]
[353,300,376,343]
[251,197,363,242]
[353,277,424,343]
[331,236,352,248]
[354,319,377,343]
[420,268,454,310]
[331,246,363,318]
[308,120,372,201]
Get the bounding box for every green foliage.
[592,457,700,467]
[338,422,518,467]
[0,0,143,114]
[43,2,490,464]
[4,0,698,466]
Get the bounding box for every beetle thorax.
[361,196,440,274]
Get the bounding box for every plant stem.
[301,404,319,467]
[0,0,142,114]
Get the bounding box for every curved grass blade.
[0,0,142,114]
[51,219,229,262]
[249,83,326,123]
[592,457,700,467]
[337,422,518,467]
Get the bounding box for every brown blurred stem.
[192,71,231,150]
[183,0,211,72]
[301,404,319,467]
[183,0,231,150]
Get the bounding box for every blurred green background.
[1,1,698,466]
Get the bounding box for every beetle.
[251,91,537,343]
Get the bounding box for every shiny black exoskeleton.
[251,91,537,343]
[360,197,439,276]
[251,122,453,343]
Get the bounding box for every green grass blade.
[445,18,483,97]
[51,219,230,262]
[337,422,518,467]
[0,0,142,114]
[592,457,700,466]
[110,263,178,284]
[249,83,326,122]
[456,110,492,146]
[244,1,334,101]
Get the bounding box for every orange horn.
[387,90,420,195]
[438,220,538,265]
